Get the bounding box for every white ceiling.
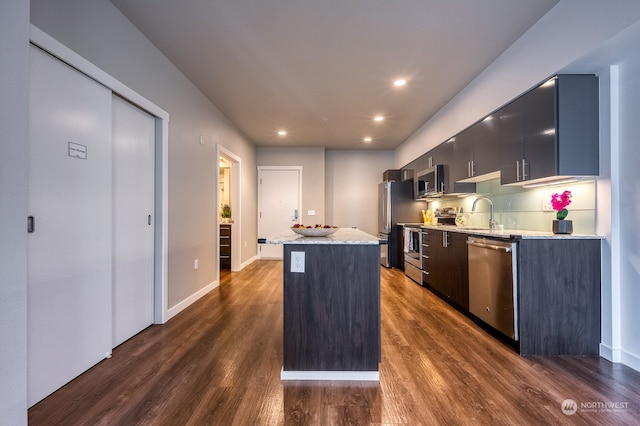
[109,0,560,150]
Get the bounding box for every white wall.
[596,67,614,362]
[0,0,29,423]
[616,52,640,369]
[30,0,258,309]
[395,0,640,371]
[325,150,394,235]
[395,0,640,168]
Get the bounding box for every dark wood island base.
[265,228,381,381]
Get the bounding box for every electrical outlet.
[542,200,554,212]
[194,259,199,270]
[291,251,305,273]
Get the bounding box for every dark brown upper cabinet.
[399,74,599,192]
[453,112,501,182]
[499,74,599,185]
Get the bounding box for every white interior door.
[112,95,155,347]
[28,46,113,406]
[258,167,302,259]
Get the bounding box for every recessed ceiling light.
[278,130,287,136]
[363,137,373,143]
[393,79,407,87]
[374,115,384,122]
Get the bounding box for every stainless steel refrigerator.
[378,180,424,268]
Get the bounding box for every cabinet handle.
[522,159,528,180]
[467,161,471,178]
[470,160,475,177]
[516,160,521,181]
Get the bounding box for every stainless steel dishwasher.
[467,237,518,340]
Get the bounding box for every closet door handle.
[28,216,35,233]
[148,215,152,226]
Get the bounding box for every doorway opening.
[217,145,241,280]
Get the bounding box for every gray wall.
[0,0,29,423]
[325,150,394,235]
[257,147,326,226]
[256,148,394,236]
[30,0,258,308]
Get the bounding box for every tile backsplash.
[426,178,596,234]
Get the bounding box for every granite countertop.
[419,224,603,240]
[262,227,380,244]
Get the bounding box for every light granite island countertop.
[261,227,382,244]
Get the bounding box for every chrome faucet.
[472,196,496,231]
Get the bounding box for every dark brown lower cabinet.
[518,238,601,356]
[422,228,601,356]
[422,229,469,310]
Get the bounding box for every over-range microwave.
[415,165,445,199]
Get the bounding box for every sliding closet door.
[112,95,155,347]
[28,46,113,406]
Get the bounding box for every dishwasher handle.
[466,240,512,252]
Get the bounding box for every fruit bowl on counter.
[291,224,338,237]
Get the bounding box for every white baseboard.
[600,343,640,372]
[280,368,379,381]
[166,279,218,321]
[599,343,616,362]
[239,255,258,270]
[620,349,640,372]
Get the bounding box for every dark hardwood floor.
[29,261,640,425]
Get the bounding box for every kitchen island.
[262,228,381,381]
